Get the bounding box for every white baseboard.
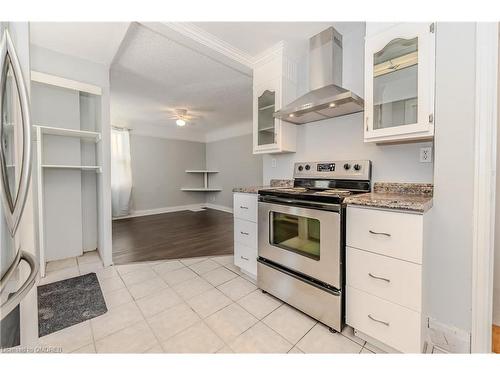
[113,204,205,220]
[424,317,471,353]
[113,203,233,220]
[202,203,233,213]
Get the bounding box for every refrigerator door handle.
[0,28,33,237]
[0,250,38,318]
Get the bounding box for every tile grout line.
[132,258,232,352]
[47,256,367,354]
[102,263,165,353]
[90,265,156,351]
[45,255,230,353]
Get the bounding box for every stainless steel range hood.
[274,27,364,125]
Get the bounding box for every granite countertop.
[344,182,433,213]
[233,179,293,194]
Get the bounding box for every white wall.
[263,114,433,184]
[31,83,84,261]
[494,29,500,327]
[30,45,113,266]
[128,134,207,213]
[423,23,476,334]
[263,24,434,185]
[206,133,263,209]
[125,131,262,213]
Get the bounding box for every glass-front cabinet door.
[364,23,435,143]
[253,79,282,153]
[257,89,276,147]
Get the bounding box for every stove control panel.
[294,160,371,181]
[317,163,335,172]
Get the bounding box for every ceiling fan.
[166,108,199,127]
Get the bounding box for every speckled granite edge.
[345,182,434,213]
[232,179,293,194]
[373,182,433,197]
[344,193,433,213]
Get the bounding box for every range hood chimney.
[274,27,364,125]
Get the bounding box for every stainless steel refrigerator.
[0,23,38,349]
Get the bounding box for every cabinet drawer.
[234,242,257,277]
[233,193,258,222]
[346,286,422,353]
[346,206,423,264]
[346,247,422,311]
[234,218,257,248]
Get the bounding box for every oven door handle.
[259,195,341,212]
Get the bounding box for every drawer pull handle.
[368,314,390,327]
[240,256,249,261]
[240,206,249,210]
[368,272,391,283]
[369,230,391,237]
[240,231,249,236]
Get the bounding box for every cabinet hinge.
[429,23,435,33]
[429,113,434,123]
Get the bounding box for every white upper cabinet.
[253,43,297,154]
[364,23,435,143]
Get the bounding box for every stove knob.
[305,164,311,171]
[298,165,303,171]
[353,164,361,171]
[343,163,351,170]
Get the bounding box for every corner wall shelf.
[181,169,221,193]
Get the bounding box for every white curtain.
[111,128,132,217]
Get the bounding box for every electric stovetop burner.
[259,160,372,204]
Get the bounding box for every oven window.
[270,212,320,260]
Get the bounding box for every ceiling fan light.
[176,119,186,127]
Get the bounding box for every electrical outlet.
[271,158,277,168]
[420,147,433,163]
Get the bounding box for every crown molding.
[161,22,254,69]
[253,40,286,66]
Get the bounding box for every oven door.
[258,197,342,288]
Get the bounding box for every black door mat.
[37,273,107,337]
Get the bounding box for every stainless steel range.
[257,160,371,332]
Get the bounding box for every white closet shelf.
[185,170,219,173]
[181,188,222,192]
[35,125,101,142]
[41,164,102,173]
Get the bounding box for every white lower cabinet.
[346,247,422,311]
[234,242,257,276]
[346,205,428,353]
[347,286,422,353]
[233,193,258,278]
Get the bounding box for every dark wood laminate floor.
[112,209,234,265]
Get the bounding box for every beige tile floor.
[37,252,380,354]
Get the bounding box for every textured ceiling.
[31,21,364,142]
[110,23,252,138]
[192,22,362,56]
[30,22,130,65]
